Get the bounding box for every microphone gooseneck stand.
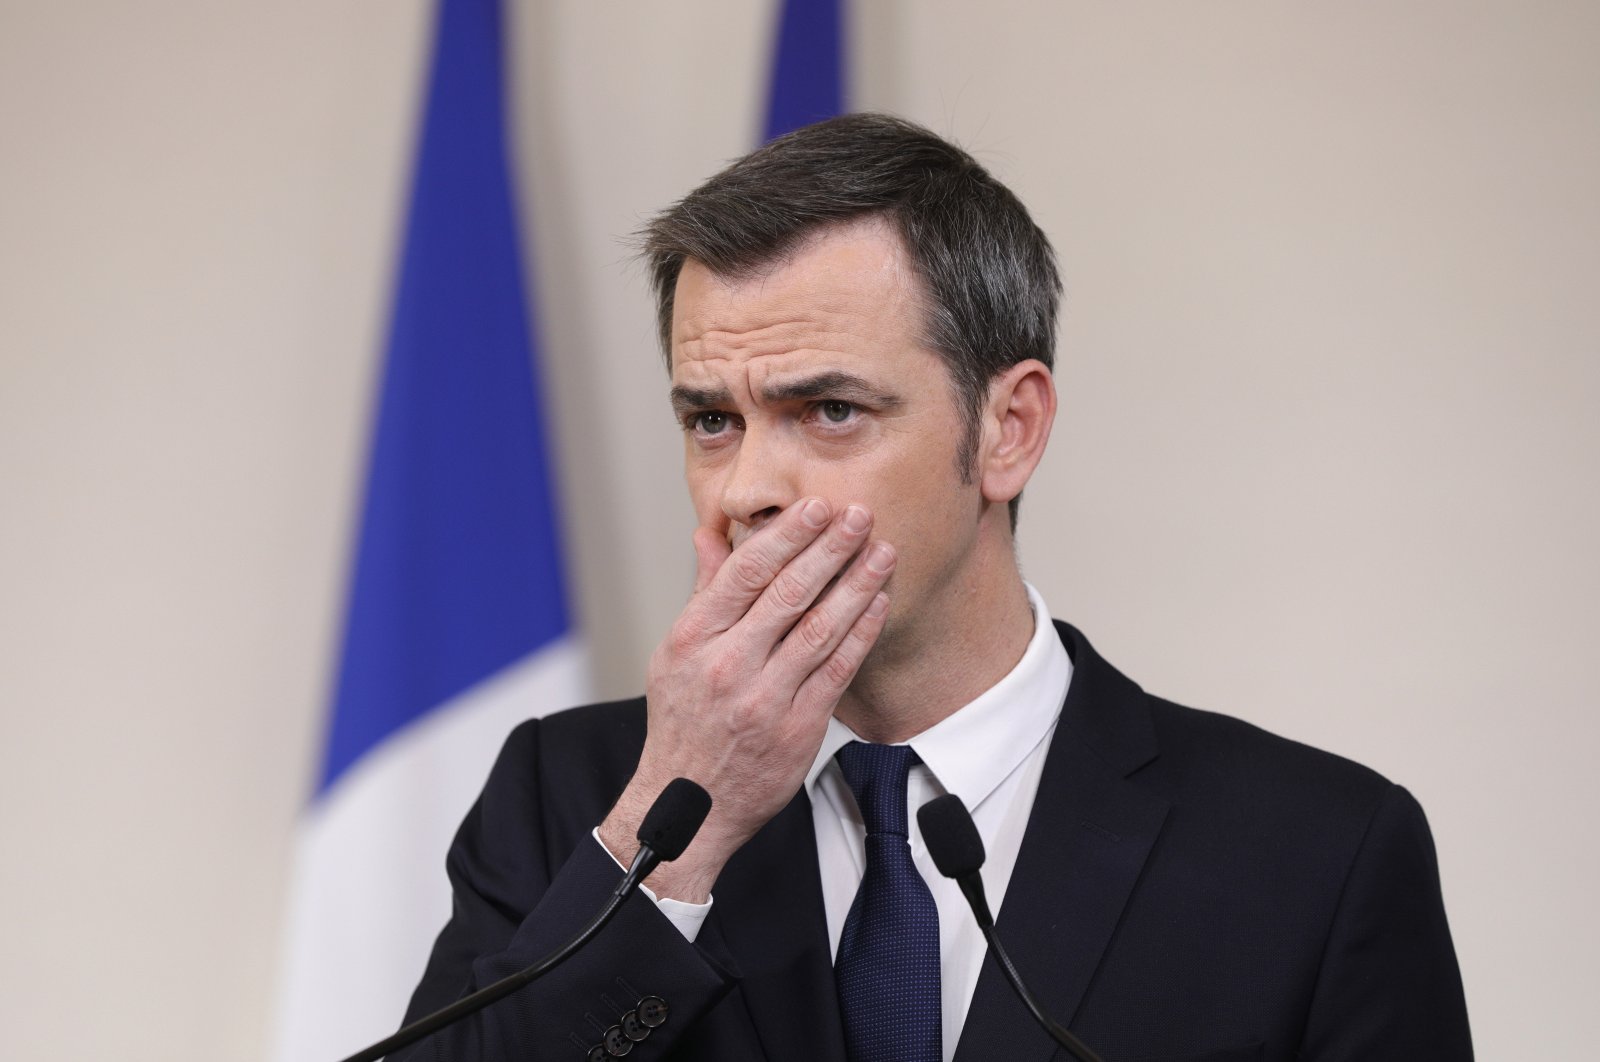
[918,793,1107,1062]
[338,778,713,1062]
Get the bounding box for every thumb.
[691,526,731,594]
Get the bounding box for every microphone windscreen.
[918,793,986,879]
[636,778,713,862]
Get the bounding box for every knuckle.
[776,718,812,750]
[725,697,757,731]
[822,652,857,688]
[666,621,698,657]
[782,517,816,546]
[848,565,880,594]
[824,528,859,556]
[705,654,741,692]
[769,571,811,612]
[795,610,834,653]
[729,550,770,592]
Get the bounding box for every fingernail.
[843,505,871,533]
[801,498,830,528]
[866,592,889,618]
[866,542,896,573]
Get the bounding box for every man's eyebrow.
[759,371,903,408]
[669,384,735,418]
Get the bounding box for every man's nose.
[719,426,798,531]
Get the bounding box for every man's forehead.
[669,219,921,358]
[673,316,841,369]
[669,342,888,399]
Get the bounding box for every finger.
[693,497,833,631]
[792,590,891,717]
[767,539,895,683]
[738,505,878,646]
[691,526,730,595]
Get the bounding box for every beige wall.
[1,2,1595,1058]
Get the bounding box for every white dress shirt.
[601,584,1072,1062]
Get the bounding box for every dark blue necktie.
[834,741,941,1062]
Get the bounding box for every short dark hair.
[640,112,1061,529]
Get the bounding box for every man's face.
[668,219,986,650]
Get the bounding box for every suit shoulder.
[530,695,647,742]
[1142,696,1399,826]
[497,696,648,783]
[484,698,646,791]
[469,698,649,863]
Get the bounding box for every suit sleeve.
[389,719,736,1061]
[1298,784,1474,1059]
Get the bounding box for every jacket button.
[603,1024,633,1056]
[586,1047,608,1062]
[621,1010,649,1041]
[637,995,668,1028]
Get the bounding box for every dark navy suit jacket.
[392,622,1473,1061]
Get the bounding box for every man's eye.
[694,411,730,434]
[819,400,854,424]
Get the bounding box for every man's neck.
[832,546,1035,745]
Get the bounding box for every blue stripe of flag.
[318,0,568,795]
[764,0,846,141]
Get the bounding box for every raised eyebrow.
[669,384,734,418]
[759,371,902,409]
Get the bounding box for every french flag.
[270,0,588,1058]
[765,0,846,141]
[273,0,846,1055]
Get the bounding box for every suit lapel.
[954,624,1171,1062]
[703,789,848,1062]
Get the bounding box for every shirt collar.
[805,583,1072,812]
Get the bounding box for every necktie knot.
[835,741,920,840]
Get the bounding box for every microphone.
[635,776,713,864]
[339,778,713,1062]
[918,794,1106,1062]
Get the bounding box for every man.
[394,114,1472,1061]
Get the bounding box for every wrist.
[641,850,724,904]
[596,816,729,904]
[598,771,729,893]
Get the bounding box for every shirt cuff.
[590,827,713,943]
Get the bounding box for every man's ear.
[977,359,1057,506]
